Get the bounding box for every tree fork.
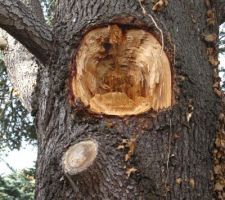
[0,0,53,64]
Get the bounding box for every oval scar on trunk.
[62,140,98,175]
[71,25,172,116]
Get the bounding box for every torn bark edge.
[67,18,176,116]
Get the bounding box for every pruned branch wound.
[70,25,172,116]
[62,140,98,175]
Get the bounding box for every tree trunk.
[34,1,221,199]
[0,0,224,199]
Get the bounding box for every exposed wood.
[72,25,172,116]
[62,140,98,175]
[0,0,221,199]
[34,0,221,198]
[0,0,52,64]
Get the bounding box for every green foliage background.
[0,167,35,200]
[219,24,225,90]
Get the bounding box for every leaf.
[208,55,219,66]
[214,88,222,97]
[152,0,168,11]
[187,112,193,122]
[176,178,182,185]
[204,34,217,42]
[117,144,125,150]
[126,167,138,177]
[189,178,195,188]
[214,165,222,175]
[214,183,224,191]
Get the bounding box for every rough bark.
[217,1,225,25]
[0,0,45,111]
[34,0,221,199]
[0,0,222,199]
[0,0,52,64]
[24,0,45,23]
[0,29,39,111]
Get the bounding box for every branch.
[26,0,45,23]
[217,2,225,25]
[0,0,52,64]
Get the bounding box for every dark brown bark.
[34,0,221,199]
[0,0,52,64]
[0,0,223,199]
[24,0,45,23]
[217,1,225,25]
